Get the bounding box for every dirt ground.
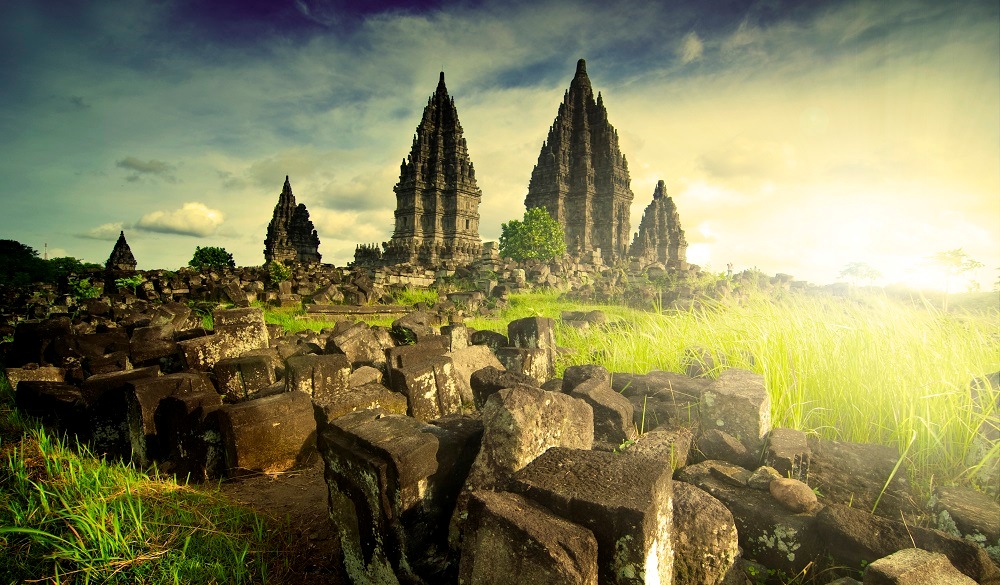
[213,458,349,584]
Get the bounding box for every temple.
[630,180,688,270]
[105,231,137,271]
[524,59,634,264]
[378,72,483,267]
[263,176,321,264]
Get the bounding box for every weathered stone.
[153,391,223,478]
[317,409,480,583]
[696,428,754,469]
[459,490,599,585]
[10,317,73,366]
[863,548,977,585]
[14,381,88,438]
[817,503,1000,584]
[613,370,709,431]
[507,317,556,380]
[129,324,180,365]
[807,436,915,519]
[214,355,276,401]
[495,347,551,386]
[125,372,218,466]
[469,365,538,410]
[470,329,508,352]
[327,322,386,371]
[525,59,633,264]
[511,447,674,585]
[765,427,811,481]
[4,366,65,390]
[770,477,819,513]
[213,307,269,357]
[314,382,408,422]
[441,323,470,352]
[446,344,503,408]
[563,364,635,445]
[83,351,131,375]
[285,353,351,407]
[931,485,1000,545]
[630,180,688,270]
[672,481,739,585]
[384,338,448,387]
[216,390,316,475]
[683,346,717,378]
[176,333,232,371]
[349,365,383,388]
[677,460,821,575]
[624,427,693,471]
[371,72,482,268]
[747,466,782,490]
[391,355,466,421]
[700,368,770,451]
[391,310,441,342]
[263,176,321,264]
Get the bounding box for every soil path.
[212,458,348,584]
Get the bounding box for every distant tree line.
[0,240,101,286]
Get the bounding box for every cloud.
[136,202,224,237]
[679,31,704,64]
[116,156,177,183]
[78,222,126,241]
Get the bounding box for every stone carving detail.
[105,231,137,271]
[525,59,634,264]
[379,72,483,268]
[263,176,321,264]
[630,180,688,269]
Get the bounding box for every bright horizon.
[2,1,997,292]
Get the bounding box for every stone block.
[511,448,674,585]
[213,307,269,356]
[507,317,556,380]
[807,436,914,520]
[447,345,503,408]
[384,338,448,387]
[285,353,351,407]
[470,329,508,352]
[177,333,233,371]
[214,354,276,401]
[83,351,131,376]
[765,427,811,481]
[216,390,316,475]
[469,365,537,410]
[14,381,88,439]
[817,503,1000,584]
[314,382,408,422]
[931,485,1000,545]
[391,310,440,342]
[349,365,383,388]
[391,355,466,421]
[695,428,754,469]
[124,372,218,466]
[459,490,599,585]
[613,371,709,431]
[9,317,73,366]
[700,368,770,451]
[863,548,977,585]
[4,366,65,390]
[625,427,693,470]
[676,460,821,576]
[672,481,740,585]
[153,392,223,479]
[129,325,180,365]
[564,365,635,445]
[495,347,550,386]
[317,409,480,583]
[326,323,387,371]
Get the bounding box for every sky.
[2,0,998,290]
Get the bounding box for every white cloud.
[79,222,126,241]
[679,31,704,64]
[136,202,225,237]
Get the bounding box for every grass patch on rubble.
[0,375,293,584]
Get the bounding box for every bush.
[499,207,566,262]
[189,246,235,270]
[266,261,291,283]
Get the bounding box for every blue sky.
[2,0,997,289]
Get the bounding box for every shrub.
[189,246,235,270]
[499,207,566,262]
[266,261,291,283]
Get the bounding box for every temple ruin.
[374,72,482,268]
[105,231,137,271]
[525,59,634,264]
[263,176,321,264]
[630,180,688,270]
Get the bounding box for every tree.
[0,239,49,285]
[931,248,983,311]
[189,246,235,270]
[47,256,101,281]
[499,207,566,262]
[838,262,882,287]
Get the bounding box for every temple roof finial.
[576,58,587,76]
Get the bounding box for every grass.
[0,374,290,584]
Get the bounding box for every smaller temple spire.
[106,230,137,272]
[653,179,667,199]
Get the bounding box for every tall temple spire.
[524,58,634,263]
[263,176,321,264]
[630,180,688,270]
[106,230,137,272]
[376,71,483,268]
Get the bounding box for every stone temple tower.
[105,231,137,271]
[263,176,321,264]
[525,59,634,264]
[382,72,483,267]
[630,180,688,270]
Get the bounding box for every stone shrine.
[525,59,634,264]
[379,72,483,267]
[630,180,688,270]
[263,176,321,264]
[105,231,137,271]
